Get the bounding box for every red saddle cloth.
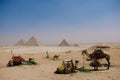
[12,56,25,62]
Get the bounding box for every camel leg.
[96,67,98,71]
[94,67,98,71]
[107,61,110,70]
[105,55,110,70]
[94,67,96,71]
[94,67,95,70]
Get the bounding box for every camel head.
[82,49,92,61]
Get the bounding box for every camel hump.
[91,49,105,58]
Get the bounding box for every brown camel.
[82,49,110,70]
[53,55,60,60]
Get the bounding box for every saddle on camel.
[89,49,105,60]
[7,55,25,66]
[54,59,79,74]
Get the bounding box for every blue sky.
[0,0,120,45]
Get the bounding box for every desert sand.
[0,44,120,80]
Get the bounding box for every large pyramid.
[25,36,41,46]
[59,39,70,46]
[15,39,25,46]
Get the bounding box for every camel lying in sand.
[55,59,79,74]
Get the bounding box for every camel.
[53,55,60,60]
[65,50,71,53]
[82,49,110,70]
[7,55,25,66]
[55,59,79,74]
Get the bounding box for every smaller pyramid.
[25,36,40,46]
[59,39,70,46]
[74,44,79,47]
[15,39,25,46]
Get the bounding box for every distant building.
[25,36,41,46]
[15,39,25,46]
[59,39,70,46]
[74,44,79,47]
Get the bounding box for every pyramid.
[15,39,25,46]
[25,36,40,46]
[59,39,70,46]
[74,44,79,47]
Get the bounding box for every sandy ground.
[0,44,120,80]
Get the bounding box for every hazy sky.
[0,0,120,45]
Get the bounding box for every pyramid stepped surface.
[59,39,70,46]
[25,36,41,46]
[15,39,25,46]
